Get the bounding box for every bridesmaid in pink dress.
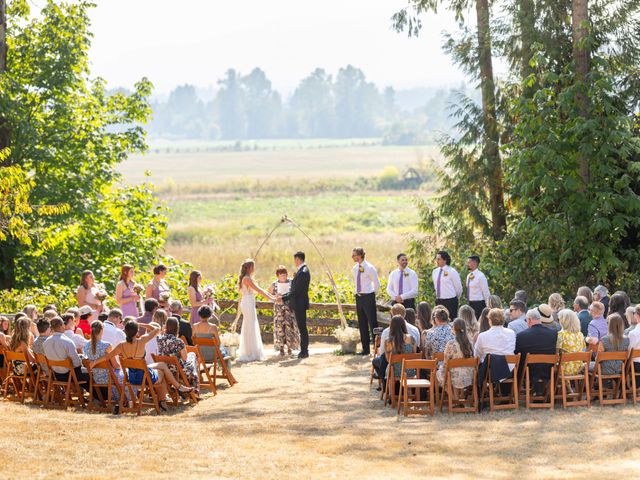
[76,270,104,323]
[146,264,171,309]
[187,270,212,324]
[115,264,141,318]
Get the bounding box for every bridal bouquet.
[94,284,108,301]
[133,284,144,295]
[203,285,215,299]
[220,332,240,347]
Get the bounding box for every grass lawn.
[163,191,424,283]
[3,350,639,479]
[119,145,439,185]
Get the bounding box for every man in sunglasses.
[506,299,527,334]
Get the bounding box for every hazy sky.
[72,0,466,96]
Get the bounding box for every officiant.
[386,253,419,310]
[268,266,301,356]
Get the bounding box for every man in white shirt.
[102,308,126,347]
[474,308,516,368]
[386,253,419,310]
[352,246,380,355]
[62,312,86,351]
[432,250,462,319]
[377,303,420,355]
[465,255,490,319]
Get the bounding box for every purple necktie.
[398,271,404,295]
[357,268,362,294]
[467,275,471,295]
[436,268,442,298]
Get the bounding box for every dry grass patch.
[2,350,639,479]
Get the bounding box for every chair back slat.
[559,351,591,363]
[445,357,479,369]
[46,358,74,369]
[524,353,558,365]
[4,350,27,362]
[595,351,628,362]
[120,358,148,370]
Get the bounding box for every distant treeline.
[142,66,476,143]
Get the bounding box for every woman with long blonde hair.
[237,259,275,362]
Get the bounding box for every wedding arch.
[235,215,348,330]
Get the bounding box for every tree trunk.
[0,0,6,74]
[572,0,590,186]
[518,0,536,96]
[476,0,507,240]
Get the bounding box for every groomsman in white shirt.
[386,253,419,310]
[352,247,380,355]
[432,250,462,319]
[465,255,491,319]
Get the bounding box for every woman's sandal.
[159,401,168,412]
[178,384,195,393]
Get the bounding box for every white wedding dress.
[238,283,266,362]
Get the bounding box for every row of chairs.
[1,335,237,415]
[373,347,640,416]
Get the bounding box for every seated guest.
[474,308,516,363]
[65,307,83,336]
[437,318,474,389]
[478,307,491,334]
[384,315,417,392]
[102,309,125,347]
[378,304,420,356]
[0,315,10,335]
[417,301,432,333]
[608,293,629,328]
[556,309,585,375]
[625,306,637,335]
[136,298,159,325]
[487,295,502,309]
[193,305,229,364]
[77,305,93,337]
[92,320,193,412]
[590,313,629,375]
[83,320,125,413]
[404,308,417,327]
[576,286,593,305]
[538,303,561,331]
[586,301,608,345]
[506,300,527,334]
[9,318,36,375]
[593,285,609,316]
[144,309,168,364]
[43,317,90,390]
[628,305,640,371]
[61,313,87,351]
[548,293,565,323]
[515,307,558,394]
[169,300,193,346]
[157,317,200,395]
[32,318,51,375]
[573,296,591,337]
[423,307,454,359]
[458,305,479,344]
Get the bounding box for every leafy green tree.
[334,65,381,138]
[242,67,283,139]
[215,68,247,139]
[289,68,336,138]
[0,0,166,289]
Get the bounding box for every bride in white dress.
[237,259,275,362]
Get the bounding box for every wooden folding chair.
[120,358,160,415]
[397,359,436,416]
[152,354,199,405]
[193,336,237,387]
[187,345,217,395]
[626,349,640,405]
[439,357,479,414]
[521,354,557,409]
[1,351,35,403]
[82,359,124,413]
[369,334,382,388]
[33,354,51,406]
[44,358,86,409]
[480,354,520,411]
[589,351,627,406]
[383,352,422,407]
[556,351,590,408]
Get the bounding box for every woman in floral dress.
[437,318,475,389]
[268,266,300,356]
[556,309,585,375]
[157,317,200,394]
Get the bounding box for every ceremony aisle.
[1,346,639,479]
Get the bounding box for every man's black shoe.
[298,352,309,359]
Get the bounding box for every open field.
[2,350,639,479]
[163,191,423,283]
[119,144,439,185]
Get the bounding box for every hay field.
[2,350,639,479]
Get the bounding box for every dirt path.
[1,348,640,479]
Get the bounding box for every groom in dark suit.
[281,251,311,359]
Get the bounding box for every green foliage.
[0,1,165,289]
[0,284,77,314]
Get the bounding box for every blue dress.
[83,340,125,401]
